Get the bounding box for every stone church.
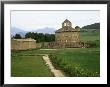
[48,19,81,48]
[54,19,80,47]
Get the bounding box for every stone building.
[11,38,36,50]
[55,19,80,47]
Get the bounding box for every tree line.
[12,32,55,43]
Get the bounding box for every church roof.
[55,26,79,33]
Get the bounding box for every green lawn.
[11,54,53,77]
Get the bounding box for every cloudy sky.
[11,10,100,31]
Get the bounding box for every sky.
[11,10,100,31]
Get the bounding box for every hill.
[81,23,100,29]
[11,27,55,37]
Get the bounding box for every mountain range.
[36,27,55,34]
[11,27,56,37]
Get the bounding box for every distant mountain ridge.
[11,27,56,37]
[11,27,26,35]
[36,27,55,34]
[11,27,27,37]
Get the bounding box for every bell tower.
[62,19,72,27]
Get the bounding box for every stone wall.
[55,32,80,43]
[11,39,36,50]
[47,42,89,48]
[36,43,42,48]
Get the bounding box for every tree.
[14,34,22,39]
[25,32,38,42]
[37,33,45,42]
[25,32,55,43]
[45,34,55,42]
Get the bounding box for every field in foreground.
[11,54,53,77]
[11,48,100,77]
[49,48,100,77]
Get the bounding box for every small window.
[64,23,66,26]
[65,35,68,37]
[66,40,67,42]
[67,22,70,26]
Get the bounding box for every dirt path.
[42,54,65,77]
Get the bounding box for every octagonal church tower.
[55,19,80,44]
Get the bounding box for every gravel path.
[42,54,65,77]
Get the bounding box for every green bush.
[86,40,100,48]
[49,54,99,77]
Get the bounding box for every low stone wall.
[41,42,89,48]
[36,43,42,48]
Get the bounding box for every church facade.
[55,19,80,47]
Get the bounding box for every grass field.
[56,48,100,73]
[80,31,100,42]
[49,48,100,77]
[11,48,100,77]
[11,53,53,77]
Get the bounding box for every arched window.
[66,40,67,42]
[64,23,66,26]
[67,22,70,26]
